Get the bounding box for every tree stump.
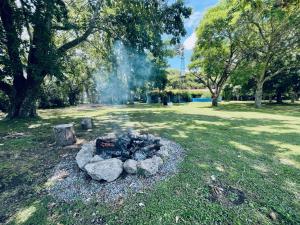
[81,118,93,130]
[53,124,77,146]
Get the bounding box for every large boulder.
[89,155,104,163]
[137,156,162,177]
[123,159,138,174]
[84,158,123,182]
[76,143,94,170]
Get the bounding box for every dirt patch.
[209,183,246,206]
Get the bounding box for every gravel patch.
[47,137,184,203]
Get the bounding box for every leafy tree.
[189,0,243,106]
[264,68,300,103]
[0,0,102,118]
[236,0,300,107]
[0,0,191,118]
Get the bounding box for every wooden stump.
[53,124,77,146]
[81,118,93,130]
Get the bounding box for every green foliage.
[148,89,204,103]
[189,0,243,106]
[0,0,191,117]
[235,0,300,106]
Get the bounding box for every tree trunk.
[211,93,219,107]
[7,82,40,119]
[276,90,283,104]
[255,81,264,108]
[269,95,273,103]
[291,92,296,103]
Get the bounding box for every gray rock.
[156,148,169,160]
[152,155,163,168]
[76,144,94,170]
[84,158,123,182]
[123,159,138,174]
[133,151,147,161]
[89,155,103,163]
[81,118,93,130]
[137,158,159,177]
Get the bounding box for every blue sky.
[168,0,219,70]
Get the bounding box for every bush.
[148,89,204,103]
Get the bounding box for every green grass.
[0,102,299,224]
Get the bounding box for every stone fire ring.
[76,132,170,182]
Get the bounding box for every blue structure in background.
[192,97,222,102]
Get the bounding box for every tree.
[0,0,191,118]
[0,0,102,118]
[189,1,243,106]
[264,67,300,103]
[236,0,300,107]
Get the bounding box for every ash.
[47,138,184,203]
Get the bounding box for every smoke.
[94,41,153,104]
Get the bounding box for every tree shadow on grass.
[213,102,300,117]
[0,104,300,224]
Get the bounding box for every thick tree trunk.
[255,81,264,108]
[276,91,283,104]
[290,92,297,103]
[211,93,219,107]
[7,81,40,119]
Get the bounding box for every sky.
[168,0,219,70]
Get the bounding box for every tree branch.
[56,2,101,55]
[251,20,269,46]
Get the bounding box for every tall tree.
[0,0,191,118]
[189,1,243,106]
[0,0,102,118]
[236,0,300,107]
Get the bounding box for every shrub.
[147,89,205,103]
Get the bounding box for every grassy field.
[0,102,299,225]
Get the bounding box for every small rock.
[211,175,216,181]
[156,148,169,159]
[89,155,104,163]
[269,211,277,221]
[138,202,145,207]
[123,159,138,174]
[76,143,94,170]
[84,158,123,182]
[81,118,93,130]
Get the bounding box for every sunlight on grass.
[14,204,37,224]
[269,140,300,169]
[229,141,257,154]
[1,103,300,224]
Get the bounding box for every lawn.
[0,102,299,225]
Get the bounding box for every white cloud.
[185,11,203,29]
[183,32,197,50]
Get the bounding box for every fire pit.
[76,130,170,182]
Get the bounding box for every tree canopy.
[0,0,191,118]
